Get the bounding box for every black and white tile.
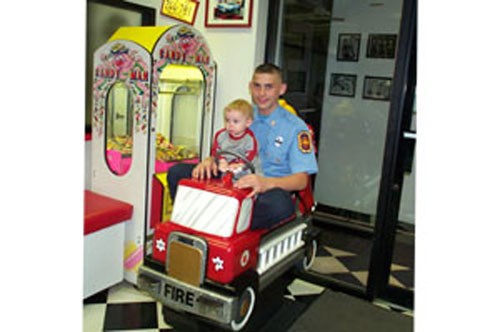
[84,276,325,331]
[84,226,414,331]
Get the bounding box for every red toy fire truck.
[138,152,317,331]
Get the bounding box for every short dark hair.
[254,63,284,82]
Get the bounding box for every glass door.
[266,0,416,309]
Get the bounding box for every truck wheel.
[230,286,256,331]
[299,238,317,271]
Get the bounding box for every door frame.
[366,0,416,308]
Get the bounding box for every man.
[168,63,318,229]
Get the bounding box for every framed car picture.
[205,0,253,27]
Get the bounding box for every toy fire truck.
[138,153,317,331]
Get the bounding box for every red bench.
[84,190,133,298]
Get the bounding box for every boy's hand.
[228,163,244,174]
[192,157,217,179]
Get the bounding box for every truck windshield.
[171,185,239,237]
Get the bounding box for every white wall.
[124,0,269,129]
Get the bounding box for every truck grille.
[166,232,207,286]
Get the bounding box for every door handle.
[402,131,416,173]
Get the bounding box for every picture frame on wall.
[160,0,200,25]
[363,76,392,101]
[329,73,357,97]
[336,33,361,62]
[366,34,398,59]
[205,0,253,28]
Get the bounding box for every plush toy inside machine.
[106,64,204,176]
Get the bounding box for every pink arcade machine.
[89,25,216,285]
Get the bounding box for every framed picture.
[363,76,392,101]
[160,0,200,25]
[329,73,357,97]
[336,33,361,62]
[366,34,398,59]
[205,0,253,28]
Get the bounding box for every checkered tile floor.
[83,226,413,331]
[84,282,172,331]
[310,225,414,290]
[311,246,414,290]
[83,277,325,331]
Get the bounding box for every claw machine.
[90,25,216,284]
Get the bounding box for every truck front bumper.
[138,266,237,326]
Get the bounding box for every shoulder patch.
[297,131,313,153]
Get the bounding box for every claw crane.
[90,25,216,284]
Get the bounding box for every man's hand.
[192,157,218,180]
[234,172,308,198]
[234,174,268,198]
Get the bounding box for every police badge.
[298,131,312,153]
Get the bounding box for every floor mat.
[288,289,413,332]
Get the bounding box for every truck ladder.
[256,223,307,274]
